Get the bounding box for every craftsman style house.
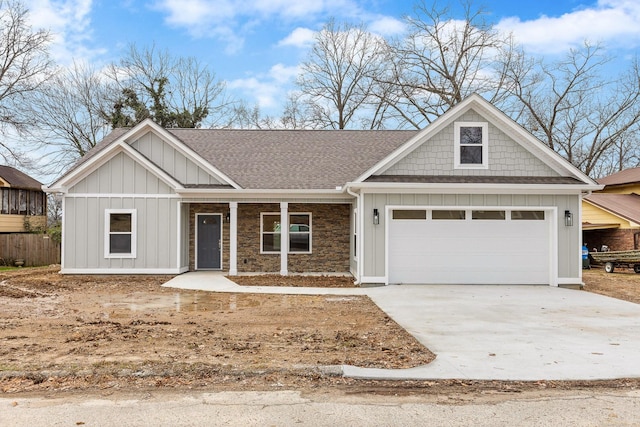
[0,166,47,233]
[45,95,600,286]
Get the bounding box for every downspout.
[345,185,362,285]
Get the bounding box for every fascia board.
[52,141,184,193]
[347,181,602,195]
[176,188,353,200]
[131,120,242,190]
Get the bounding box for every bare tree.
[0,0,53,157]
[297,19,389,129]
[32,62,113,173]
[502,43,640,176]
[105,44,232,128]
[381,0,515,128]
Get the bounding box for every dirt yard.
[0,266,638,396]
[582,265,640,304]
[0,267,435,394]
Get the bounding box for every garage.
[387,207,553,285]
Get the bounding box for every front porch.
[186,202,353,275]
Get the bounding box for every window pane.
[110,234,131,253]
[512,210,545,220]
[289,234,310,252]
[472,210,506,220]
[289,214,309,227]
[460,146,482,164]
[432,210,465,220]
[262,215,280,232]
[262,233,280,252]
[393,210,427,220]
[110,213,132,232]
[460,126,483,144]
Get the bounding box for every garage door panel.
[388,210,551,285]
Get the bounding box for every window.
[454,122,488,168]
[105,209,136,258]
[392,209,427,220]
[511,210,545,220]
[432,210,466,220]
[472,210,505,220]
[261,212,312,254]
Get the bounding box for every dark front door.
[196,214,222,269]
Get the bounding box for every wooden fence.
[0,233,61,267]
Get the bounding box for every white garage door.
[388,208,551,285]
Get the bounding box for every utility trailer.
[589,250,640,273]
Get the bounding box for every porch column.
[229,202,238,276]
[280,202,288,276]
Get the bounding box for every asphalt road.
[2,389,640,426]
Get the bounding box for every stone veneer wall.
[583,228,639,252]
[189,202,351,273]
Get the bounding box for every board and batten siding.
[63,196,179,271]
[130,133,223,186]
[63,148,182,272]
[362,193,581,282]
[69,152,174,195]
[382,110,559,177]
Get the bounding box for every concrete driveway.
[164,273,640,381]
[348,284,640,381]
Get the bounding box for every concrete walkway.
[163,272,640,381]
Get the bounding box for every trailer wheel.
[605,262,615,273]
[634,264,640,274]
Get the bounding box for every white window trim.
[260,212,312,254]
[454,121,489,169]
[104,209,137,258]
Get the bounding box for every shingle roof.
[0,165,43,190]
[597,167,640,186]
[165,129,418,189]
[584,193,640,224]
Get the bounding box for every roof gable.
[354,94,598,187]
[47,119,239,192]
[583,193,640,226]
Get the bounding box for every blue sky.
[23,0,640,114]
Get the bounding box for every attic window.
[454,122,488,169]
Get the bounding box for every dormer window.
[454,122,488,169]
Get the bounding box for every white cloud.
[278,27,316,48]
[228,63,299,110]
[152,0,360,53]
[24,0,100,64]
[368,16,405,37]
[496,0,640,54]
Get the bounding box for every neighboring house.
[582,168,640,251]
[0,165,47,233]
[45,94,600,286]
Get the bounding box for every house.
[45,94,600,286]
[0,165,47,233]
[582,168,640,251]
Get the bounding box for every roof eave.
[346,181,602,195]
